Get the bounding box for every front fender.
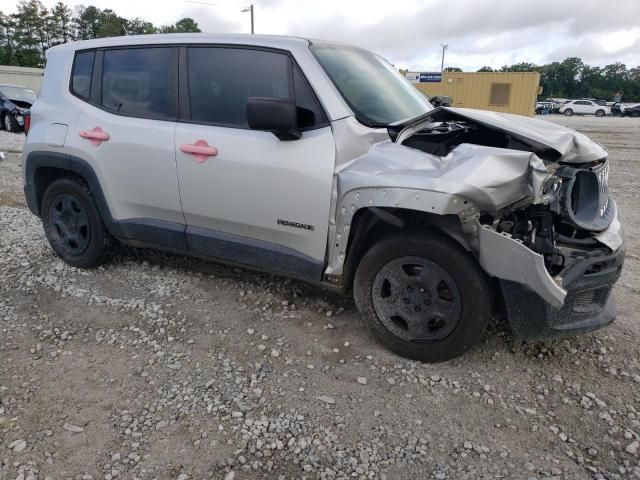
[325,139,547,279]
[325,187,477,276]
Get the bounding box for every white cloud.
[7,0,640,70]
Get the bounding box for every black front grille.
[572,287,610,314]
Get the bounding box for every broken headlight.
[554,160,613,232]
[537,176,562,203]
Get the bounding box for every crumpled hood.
[440,107,608,163]
[336,140,546,213]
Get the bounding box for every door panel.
[176,45,335,266]
[68,46,183,225]
[70,107,182,223]
[175,124,335,262]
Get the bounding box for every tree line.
[0,0,201,68]
[446,57,640,103]
[3,1,639,102]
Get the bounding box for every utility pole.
[242,4,254,34]
[440,44,448,72]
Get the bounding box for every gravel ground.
[1,116,639,480]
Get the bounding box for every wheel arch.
[339,206,474,291]
[24,151,122,237]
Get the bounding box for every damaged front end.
[384,107,625,338]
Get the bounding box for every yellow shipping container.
[413,71,541,117]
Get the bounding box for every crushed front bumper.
[499,241,625,339]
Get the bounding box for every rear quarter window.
[71,50,95,99]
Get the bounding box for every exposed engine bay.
[400,119,535,158]
[386,107,620,294]
[388,107,617,253]
[328,107,623,312]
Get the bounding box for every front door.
[174,46,335,279]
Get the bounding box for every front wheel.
[563,109,573,116]
[353,234,492,362]
[595,109,605,117]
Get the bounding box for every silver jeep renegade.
[23,34,625,362]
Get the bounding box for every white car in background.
[559,100,610,117]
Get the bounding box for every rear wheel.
[41,177,113,268]
[595,109,605,117]
[2,112,19,132]
[563,109,573,116]
[353,234,492,362]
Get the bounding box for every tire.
[41,177,113,268]
[631,111,640,118]
[595,109,605,117]
[353,233,492,362]
[563,109,573,116]
[3,112,20,132]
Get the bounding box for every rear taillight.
[23,110,30,135]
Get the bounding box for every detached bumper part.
[476,211,625,339]
[477,225,567,308]
[499,243,624,339]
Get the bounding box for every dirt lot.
[1,115,639,480]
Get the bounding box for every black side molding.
[24,151,324,282]
[187,225,323,280]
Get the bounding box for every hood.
[336,140,546,214]
[391,107,608,164]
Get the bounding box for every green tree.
[11,0,50,67]
[0,11,16,65]
[50,1,73,45]
[73,5,102,40]
[444,67,462,72]
[160,17,201,33]
[477,66,494,72]
[500,62,539,73]
[96,9,127,37]
[126,18,157,35]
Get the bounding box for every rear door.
[69,47,184,238]
[174,46,335,279]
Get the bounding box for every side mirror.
[247,97,301,141]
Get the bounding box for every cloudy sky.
[7,0,640,71]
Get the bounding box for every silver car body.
[23,34,625,337]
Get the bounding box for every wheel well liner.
[340,207,472,289]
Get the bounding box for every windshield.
[310,44,433,126]
[0,85,36,103]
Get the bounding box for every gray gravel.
[1,116,640,479]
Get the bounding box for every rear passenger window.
[71,50,94,99]
[101,48,175,119]
[187,47,326,129]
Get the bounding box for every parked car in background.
[535,101,555,114]
[23,34,625,362]
[0,84,36,132]
[542,98,569,113]
[559,100,610,117]
[611,102,640,117]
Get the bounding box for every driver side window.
[186,47,326,129]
